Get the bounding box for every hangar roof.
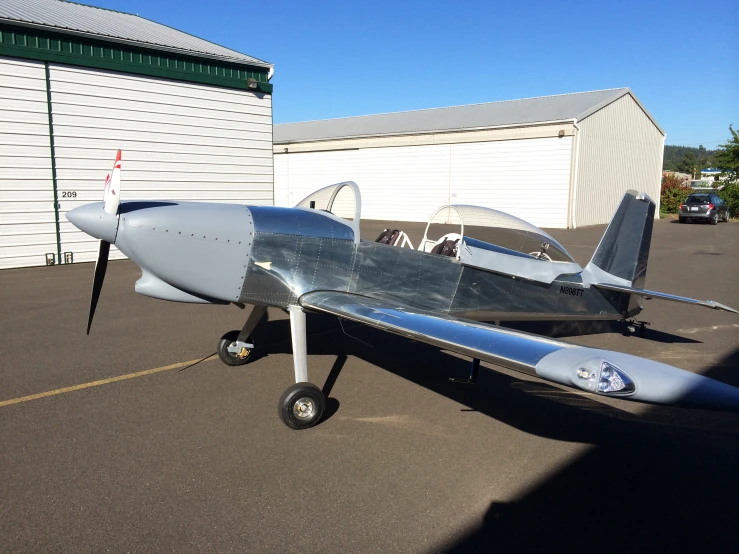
[0,0,271,68]
[274,88,664,144]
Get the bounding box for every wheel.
[724,210,730,222]
[678,217,686,224]
[217,331,254,366]
[710,213,718,225]
[278,382,325,430]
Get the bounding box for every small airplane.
[67,151,739,429]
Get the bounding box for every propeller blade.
[87,239,111,335]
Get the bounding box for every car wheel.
[710,213,718,225]
[724,210,730,222]
[678,217,686,224]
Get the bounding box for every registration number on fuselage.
[559,285,584,297]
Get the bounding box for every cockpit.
[297,182,583,283]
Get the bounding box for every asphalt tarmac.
[1,218,738,553]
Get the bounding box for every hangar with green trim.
[0,0,273,269]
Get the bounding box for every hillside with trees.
[663,145,717,174]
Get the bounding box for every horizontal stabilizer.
[593,283,739,314]
[300,291,739,410]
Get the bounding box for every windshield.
[296,182,361,222]
[422,205,575,263]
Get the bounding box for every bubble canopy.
[422,205,575,263]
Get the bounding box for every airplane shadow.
[247,312,739,552]
[498,319,701,344]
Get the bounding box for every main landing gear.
[217,304,326,430]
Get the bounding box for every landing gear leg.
[625,318,650,338]
[450,358,481,384]
[217,305,267,366]
[278,306,326,430]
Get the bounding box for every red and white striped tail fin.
[103,150,121,215]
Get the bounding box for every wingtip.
[709,301,739,314]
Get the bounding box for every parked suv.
[678,193,730,224]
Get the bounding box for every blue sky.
[85,0,737,147]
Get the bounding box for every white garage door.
[450,137,572,228]
[274,137,572,228]
[50,64,273,263]
[0,57,57,270]
[274,145,452,222]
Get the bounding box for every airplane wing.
[300,291,739,410]
[592,283,738,314]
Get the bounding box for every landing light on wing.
[574,358,635,395]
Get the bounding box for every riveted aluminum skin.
[239,206,356,305]
[449,268,628,321]
[350,242,462,312]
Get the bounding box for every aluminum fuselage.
[238,206,630,321]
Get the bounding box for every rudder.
[585,190,655,288]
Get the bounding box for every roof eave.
[274,119,578,145]
[0,17,273,70]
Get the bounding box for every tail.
[583,190,655,288]
[583,190,738,316]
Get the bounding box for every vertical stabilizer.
[583,190,655,288]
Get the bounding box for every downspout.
[44,62,62,263]
[569,119,582,228]
[656,133,666,218]
[268,65,275,206]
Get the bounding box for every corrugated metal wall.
[0,57,273,269]
[574,94,664,227]
[49,64,273,263]
[274,136,573,228]
[0,57,57,270]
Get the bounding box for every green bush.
[660,173,691,214]
[718,181,739,219]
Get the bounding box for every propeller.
[87,239,110,334]
[86,150,121,334]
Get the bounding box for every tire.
[678,217,686,224]
[724,210,730,222]
[217,331,254,366]
[710,213,718,225]
[278,382,326,430]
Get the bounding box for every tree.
[675,152,698,177]
[713,125,739,181]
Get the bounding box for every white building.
[274,88,665,229]
[0,0,273,269]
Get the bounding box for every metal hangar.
[273,88,665,229]
[0,0,273,269]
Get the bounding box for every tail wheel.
[278,383,325,430]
